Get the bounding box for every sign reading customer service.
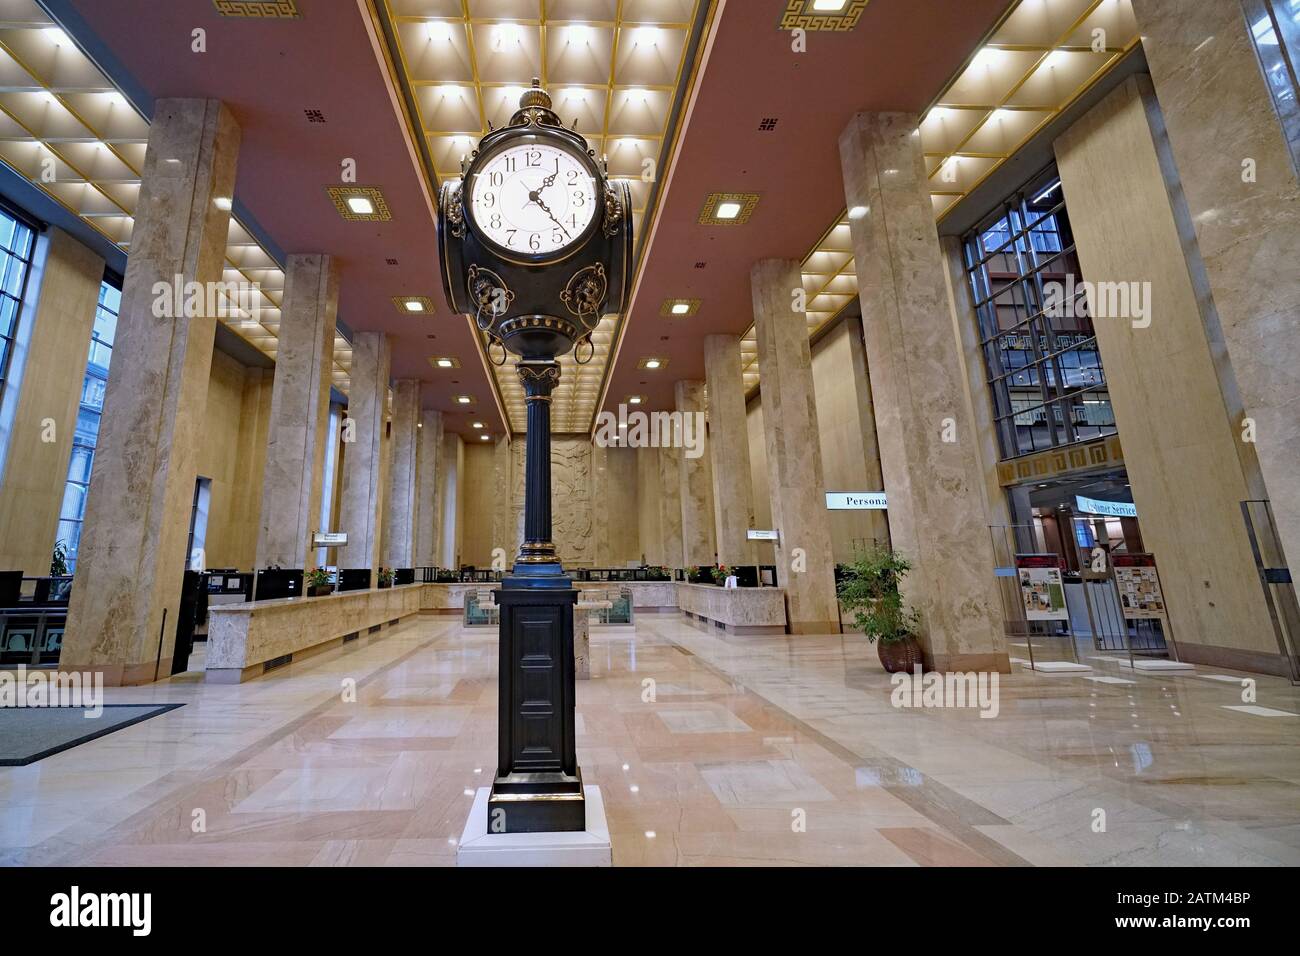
[1075,495,1137,518]
[825,492,888,510]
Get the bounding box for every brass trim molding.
[777,1,869,32]
[213,0,300,17]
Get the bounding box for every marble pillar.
[839,112,1006,670]
[492,435,514,567]
[62,99,240,684]
[414,408,442,568]
[675,380,717,567]
[1132,0,1300,573]
[382,379,420,568]
[591,440,610,566]
[703,334,756,566]
[657,444,684,568]
[337,331,389,571]
[0,228,104,576]
[637,446,664,566]
[254,254,337,570]
[436,430,463,568]
[1054,75,1283,672]
[751,259,840,634]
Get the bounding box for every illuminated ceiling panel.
[742,0,1139,398]
[382,0,702,432]
[0,1,353,392]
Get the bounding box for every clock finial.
[519,77,552,110]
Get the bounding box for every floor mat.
[0,704,183,766]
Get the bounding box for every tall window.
[1244,0,1300,172]
[961,165,1115,460]
[56,281,120,572]
[0,210,36,405]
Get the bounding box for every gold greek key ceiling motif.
[777,1,870,32]
[212,1,302,18]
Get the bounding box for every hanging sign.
[825,491,887,510]
[747,529,779,541]
[1075,495,1137,518]
[312,532,348,547]
[1113,553,1166,620]
[1014,554,1069,621]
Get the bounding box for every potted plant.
[711,564,730,586]
[306,567,333,598]
[377,567,394,589]
[50,540,69,577]
[836,547,924,673]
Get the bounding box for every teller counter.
[674,583,787,635]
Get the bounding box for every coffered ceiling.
[378,0,706,433]
[0,1,354,393]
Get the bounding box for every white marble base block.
[456,786,612,867]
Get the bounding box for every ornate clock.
[435,81,634,837]
[438,80,632,365]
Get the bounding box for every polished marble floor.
[2,613,1298,866]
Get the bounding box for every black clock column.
[488,359,585,833]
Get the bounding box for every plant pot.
[876,635,923,673]
[307,584,334,598]
[378,581,392,589]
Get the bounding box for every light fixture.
[848,205,868,220]
[638,357,666,371]
[973,47,1002,69]
[699,192,759,225]
[568,25,589,44]
[472,421,484,429]
[393,296,434,314]
[716,202,742,219]
[813,0,848,10]
[327,186,391,221]
[480,434,491,440]
[456,395,473,404]
[404,300,424,312]
[214,196,232,211]
[672,302,690,315]
[436,358,453,367]
[628,395,643,405]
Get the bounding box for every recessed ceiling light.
[813,0,848,10]
[716,202,742,219]
[456,395,473,404]
[472,421,484,428]
[480,434,491,440]
[848,205,868,220]
[699,192,759,225]
[347,196,374,215]
[671,302,690,315]
[436,358,453,367]
[327,186,390,221]
[404,299,424,312]
[393,296,434,314]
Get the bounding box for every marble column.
[590,440,610,566]
[254,254,337,570]
[0,228,104,576]
[413,408,442,567]
[436,430,463,568]
[337,331,389,571]
[492,435,514,564]
[1132,0,1300,574]
[751,259,840,634]
[62,99,240,684]
[703,334,756,566]
[637,446,664,565]
[382,379,420,568]
[657,444,684,568]
[839,111,1006,670]
[1054,75,1283,673]
[675,380,717,566]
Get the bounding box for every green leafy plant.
[836,547,920,644]
[306,567,331,588]
[711,564,730,585]
[50,540,69,577]
[378,567,394,586]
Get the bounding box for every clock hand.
[532,195,571,238]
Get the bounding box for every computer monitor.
[0,570,23,607]
[394,568,414,586]
[255,569,302,601]
[733,565,758,588]
[338,568,371,592]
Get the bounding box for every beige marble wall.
[1132,0,1300,576]
[200,350,273,570]
[745,397,776,565]
[1055,75,1282,667]
[810,316,890,562]
[62,99,240,685]
[337,332,389,570]
[0,228,103,576]
[703,334,756,566]
[459,440,498,566]
[508,435,595,567]
[254,254,336,570]
[414,408,442,567]
[751,259,840,633]
[839,111,1006,670]
[637,445,664,565]
[601,445,640,566]
[657,444,684,568]
[382,379,420,568]
[436,430,463,568]
[675,380,716,566]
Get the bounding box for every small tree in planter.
[306,567,333,598]
[377,567,394,589]
[50,540,69,577]
[836,547,924,673]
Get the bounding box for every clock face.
[468,142,599,259]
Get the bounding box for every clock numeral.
[567,169,579,185]
[526,150,541,167]
[505,229,517,246]
[529,232,541,251]
[505,157,516,172]
[490,213,502,229]
[552,228,564,244]
[489,172,503,187]
[572,190,585,207]
[569,214,579,228]
[481,192,495,208]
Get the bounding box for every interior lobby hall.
[1,0,1299,879]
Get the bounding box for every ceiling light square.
[393,296,435,314]
[660,297,700,317]
[637,357,668,370]
[429,356,461,369]
[698,192,759,225]
[327,186,392,221]
[777,0,868,31]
